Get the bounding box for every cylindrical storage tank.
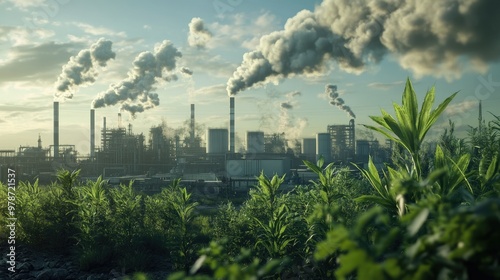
[316,133,331,162]
[207,128,228,154]
[246,131,265,154]
[301,138,316,155]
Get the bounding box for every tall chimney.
[90,109,95,160]
[190,104,195,147]
[103,117,107,150]
[53,101,59,159]
[118,112,122,128]
[230,97,235,154]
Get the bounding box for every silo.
[316,133,331,162]
[207,128,229,154]
[246,131,265,154]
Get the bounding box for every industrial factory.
[0,96,390,189]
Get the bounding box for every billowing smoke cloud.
[55,38,115,99]
[188,17,212,48]
[180,66,193,75]
[325,84,355,119]
[227,0,500,95]
[92,40,182,116]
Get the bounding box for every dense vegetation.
[1,78,500,279]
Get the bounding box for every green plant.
[364,78,457,179]
[75,176,112,269]
[168,240,288,280]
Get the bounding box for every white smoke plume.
[227,0,500,95]
[92,40,182,116]
[277,90,307,145]
[55,38,115,99]
[188,17,212,48]
[325,84,355,119]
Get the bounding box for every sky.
[1,0,500,155]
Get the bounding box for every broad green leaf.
[402,78,418,131]
[486,155,499,181]
[418,86,435,138]
[303,159,322,175]
[425,92,458,137]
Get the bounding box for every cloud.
[445,99,477,116]
[227,0,500,95]
[191,84,226,97]
[188,17,212,49]
[0,103,52,112]
[182,48,237,78]
[0,41,82,86]
[210,12,281,50]
[0,25,55,46]
[367,81,405,90]
[73,22,127,38]
[5,0,46,10]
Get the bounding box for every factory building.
[327,119,355,163]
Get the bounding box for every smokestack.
[90,109,95,160]
[103,117,107,150]
[230,97,235,154]
[53,101,59,159]
[118,113,122,128]
[190,104,195,147]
